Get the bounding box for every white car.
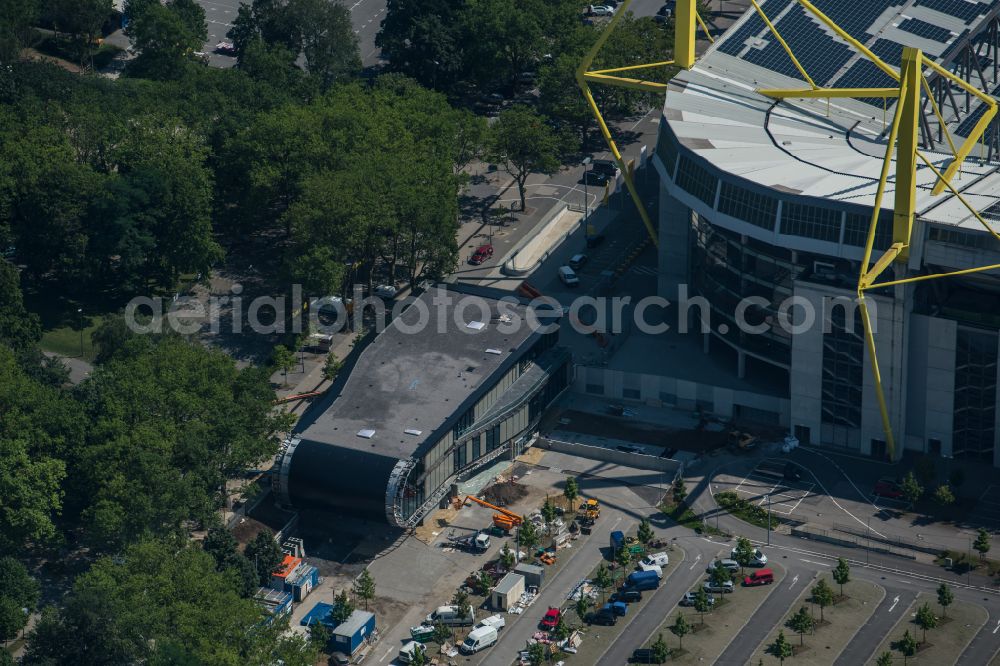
[639,552,669,568]
[374,284,398,299]
[585,4,615,16]
[731,547,767,567]
[703,580,734,593]
[638,563,663,578]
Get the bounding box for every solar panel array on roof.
[868,38,905,66]
[898,17,955,42]
[954,82,1000,135]
[717,0,794,56]
[914,0,988,24]
[811,0,904,41]
[742,4,855,85]
[833,60,899,106]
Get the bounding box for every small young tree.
[787,606,814,646]
[563,477,579,513]
[652,632,670,661]
[936,582,954,618]
[616,546,633,584]
[933,484,955,508]
[541,496,558,534]
[769,630,793,665]
[974,527,992,561]
[452,588,471,623]
[432,621,452,645]
[594,564,613,602]
[710,560,733,587]
[575,596,590,623]
[637,518,655,545]
[875,651,894,666]
[272,344,295,386]
[670,614,690,650]
[475,570,494,595]
[308,621,331,652]
[322,353,343,381]
[732,537,755,574]
[526,641,546,666]
[672,477,688,504]
[332,589,354,622]
[832,557,850,597]
[552,615,571,641]
[900,471,923,504]
[353,569,376,611]
[895,629,918,664]
[914,602,938,644]
[519,519,540,553]
[811,579,834,622]
[410,642,428,666]
[693,587,712,625]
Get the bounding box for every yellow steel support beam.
[861,243,906,289]
[675,0,697,70]
[583,72,668,93]
[857,295,896,457]
[759,87,900,99]
[749,0,816,89]
[893,47,921,262]
[796,0,900,81]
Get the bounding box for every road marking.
[795,449,889,538]
[800,558,830,566]
[889,595,900,612]
[789,574,799,589]
[378,646,393,662]
[993,619,1000,634]
[689,553,702,570]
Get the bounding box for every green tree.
[332,589,354,623]
[551,615,571,641]
[594,563,612,602]
[811,578,834,622]
[672,477,688,504]
[563,476,579,513]
[291,0,360,87]
[409,641,428,666]
[519,518,540,553]
[526,641,546,666]
[245,529,284,586]
[900,471,923,504]
[692,587,711,624]
[322,353,343,381]
[272,344,296,386]
[787,606,814,646]
[375,0,466,92]
[127,0,208,79]
[432,620,452,645]
[202,527,240,568]
[353,569,376,611]
[732,537,755,574]
[0,557,39,642]
[894,629,918,664]
[832,557,850,597]
[307,620,331,652]
[574,596,590,624]
[474,570,494,596]
[486,105,564,212]
[669,615,690,650]
[616,546,633,585]
[769,630,793,665]
[541,496,558,535]
[933,484,955,508]
[876,651,894,666]
[974,528,991,560]
[51,0,113,67]
[710,559,733,587]
[936,583,954,618]
[451,588,471,623]
[0,0,39,63]
[637,518,655,545]
[914,602,937,643]
[499,544,516,570]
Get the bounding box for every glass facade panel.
[953,328,997,460]
[821,306,864,448]
[843,211,892,250]
[675,154,718,207]
[718,182,778,230]
[781,202,842,242]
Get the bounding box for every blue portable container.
[625,570,660,591]
[332,610,376,656]
[610,530,624,556]
[284,564,320,602]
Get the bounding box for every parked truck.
[624,570,660,591]
[449,531,490,552]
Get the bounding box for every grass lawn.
[560,543,685,664]
[867,594,987,664]
[661,499,730,537]
[39,314,104,362]
[649,563,787,664]
[750,577,885,665]
[715,491,785,530]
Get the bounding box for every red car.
[539,607,561,630]
[468,244,494,265]
[873,478,904,499]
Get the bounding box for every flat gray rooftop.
[296,288,539,460]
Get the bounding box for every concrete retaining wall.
[538,437,682,476]
[790,527,917,560]
[501,203,574,277]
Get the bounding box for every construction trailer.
[283,563,319,602]
[270,554,303,591]
[332,610,377,656]
[254,587,293,625]
[492,573,525,611]
[513,563,544,589]
[300,601,337,630]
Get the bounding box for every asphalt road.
[196,0,239,68]
[346,0,387,67]
[834,582,917,666]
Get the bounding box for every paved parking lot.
[730,463,818,518]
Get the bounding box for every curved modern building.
[273,286,571,527]
[653,0,1000,465]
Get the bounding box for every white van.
[558,266,580,287]
[477,614,506,631]
[639,552,669,569]
[637,563,663,578]
[460,625,499,654]
[398,641,425,664]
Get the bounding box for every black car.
[586,233,606,248]
[631,648,664,664]
[583,169,611,186]
[610,589,642,603]
[657,1,676,16]
[587,610,617,626]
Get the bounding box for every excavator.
[579,498,601,523]
[462,495,524,532]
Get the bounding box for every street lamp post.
[77,308,84,358]
[766,492,772,546]
[866,515,872,565]
[582,157,592,241]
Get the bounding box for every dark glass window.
[953,328,997,460]
[782,202,842,242]
[471,434,481,460]
[844,211,892,250]
[675,154,718,207]
[718,182,778,230]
